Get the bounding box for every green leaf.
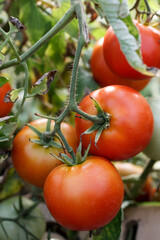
[19,0,52,56]
[4,88,23,103]
[0,77,8,87]
[0,168,23,201]
[91,0,155,77]
[30,70,57,96]
[0,122,17,137]
[92,209,123,240]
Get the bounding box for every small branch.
[0,7,76,70]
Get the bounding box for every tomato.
[0,196,46,240]
[103,20,160,80]
[43,156,124,231]
[90,38,150,91]
[0,82,13,117]
[11,119,78,188]
[75,85,153,161]
[143,96,160,160]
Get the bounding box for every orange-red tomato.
[44,156,124,231]
[75,85,153,161]
[11,119,78,188]
[0,82,13,117]
[103,20,160,80]
[90,38,150,91]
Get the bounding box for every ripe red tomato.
[103,20,160,80]
[0,82,13,117]
[11,119,78,188]
[75,85,153,161]
[90,38,150,91]
[43,156,124,231]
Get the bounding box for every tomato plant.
[11,118,78,188]
[143,96,160,160]
[103,20,160,80]
[0,196,46,240]
[90,38,150,91]
[43,156,124,231]
[75,85,153,161]
[0,82,13,118]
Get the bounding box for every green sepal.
[95,126,104,147]
[29,136,63,149]
[50,152,74,166]
[82,123,100,135]
[27,124,43,139]
[46,119,51,132]
[82,142,91,162]
[60,153,74,166]
[89,94,104,116]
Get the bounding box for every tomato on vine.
[103,20,160,80]
[90,38,150,91]
[11,118,78,188]
[44,156,124,231]
[0,82,13,117]
[75,85,153,161]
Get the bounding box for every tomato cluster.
[10,19,156,233]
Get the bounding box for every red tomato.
[103,20,160,80]
[11,119,78,188]
[0,82,13,117]
[90,38,150,91]
[43,156,124,231]
[75,85,153,161]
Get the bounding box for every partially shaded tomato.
[90,38,150,91]
[11,119,78,188]
[103,20,160,80]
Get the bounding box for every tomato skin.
[90,38,150,91]
[0,82,13,117]
[143,96,160,160]
[75,85,153,161]
[44,156,124,231]
[11,119,78,188]
[0,196,46,240]
[103,21,160,80]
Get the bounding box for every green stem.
[0,7,76,70]
[13,62,29,120]
[0,27,21,61]
[130,158,155,200]
[144,0,151,15]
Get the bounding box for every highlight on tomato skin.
[103,20,160,80]
[0,82,13,117]
[90,37,150,91]
[43,156,124,231]
[11,118,78,188]
[75,85,154,161]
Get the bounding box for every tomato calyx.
[51,140,91,166]
[27,121,64,149]
[82,94,111,146]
